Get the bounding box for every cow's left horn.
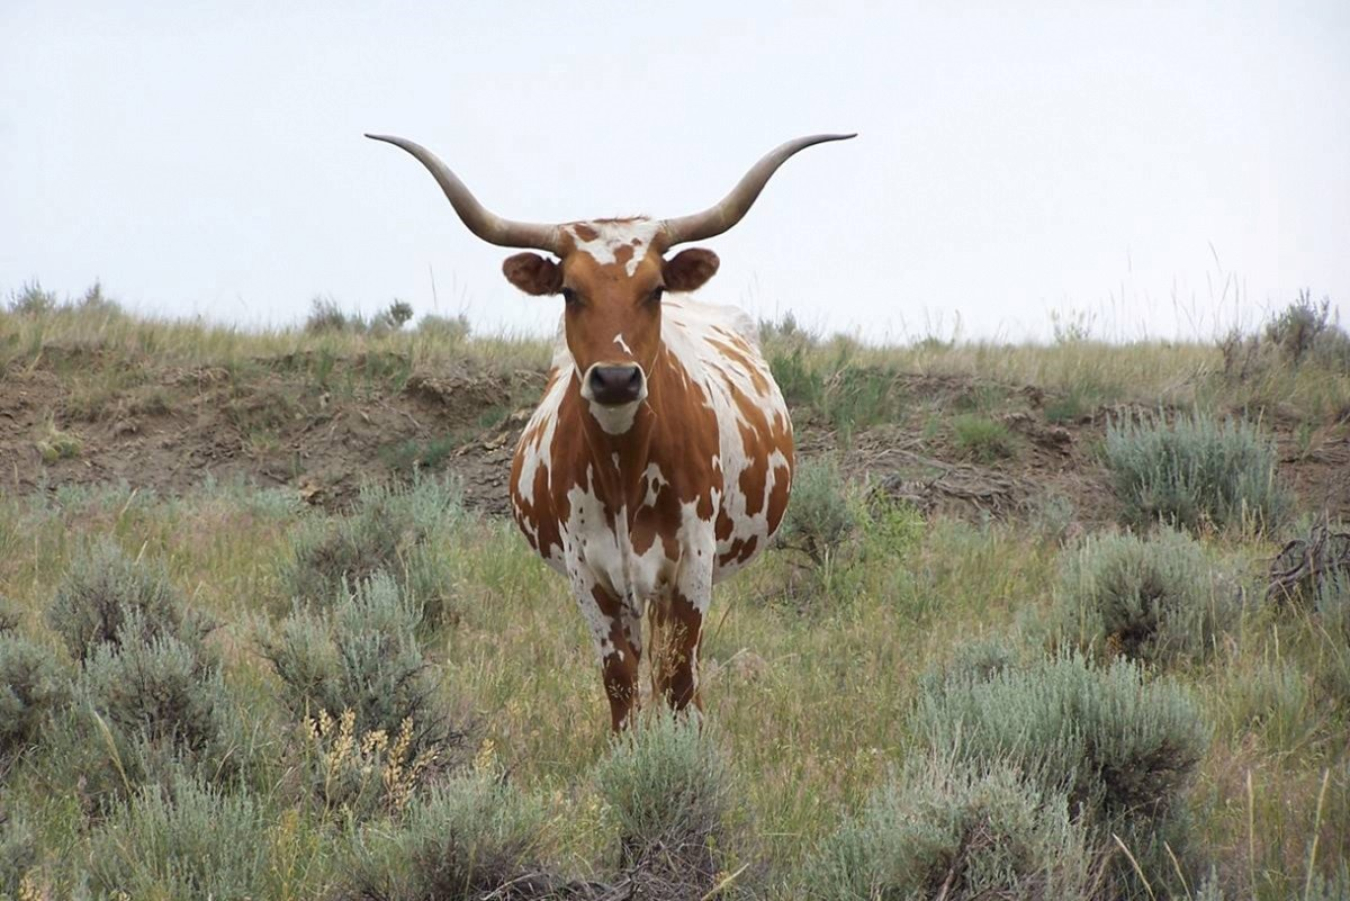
[659,133,856,247]
[366,134,562,254]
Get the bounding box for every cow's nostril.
[589,366,643,405]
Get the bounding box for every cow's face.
[502,219,718,434]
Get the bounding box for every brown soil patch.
[2,358,1347,524]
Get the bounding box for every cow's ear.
[663,248,720,293]
[503,253,562,296]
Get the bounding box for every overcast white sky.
[2,1,1347,342]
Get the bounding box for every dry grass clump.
[297,709,436,822]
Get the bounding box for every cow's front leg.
[650,590,704,712]
[652,533,714,714]
[574,574,643,731]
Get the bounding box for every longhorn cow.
[369,133,854,730]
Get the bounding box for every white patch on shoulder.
[567,219,662,276]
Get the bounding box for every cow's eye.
[562,287,580,305]
[648,287,665,304]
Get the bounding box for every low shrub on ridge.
[1105,410,1290,533]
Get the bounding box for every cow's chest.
[551,471,718,605]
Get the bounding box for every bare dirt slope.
[3,354,1347,522]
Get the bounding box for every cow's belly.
[710,415,793,583]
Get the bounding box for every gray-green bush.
[805,754,1095,901]
[1053,528,1238,664]
[46,539,208,663]
[917,637,1016,699]
[0,809,37,896]
[594,712,730,895]
[282,478,463,626]
[338,773,549,901]
[259,573,460,761]
[1265,290,1335,366]
[1105,410,1290,533]
[1316,570,1350,637]
[86,773,272,900]
[0,598,19,635]
[914,653,1209,895]
[774,456,858,567]
[0,633,69,761]
[77,623,228,757]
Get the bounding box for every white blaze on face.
[613,333,633,356]
[565,219,663,275]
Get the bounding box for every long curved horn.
[366,134,561,253]
[659,133,856,247]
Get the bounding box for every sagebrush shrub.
[1105,410,1290,533]
[0,597,19,635]
[77,621,228,757]
[0,809,37,896]
[805,754,1094,901]
[1053,528,1238,664]
[338,773,549,901]
[775,456,858,567]
[594,712,731,895]
[87,773,271,899]
[914,653,1208,894]
[260,573,459,760]
[417,312,471,342]
[0,633,70,760]
[282,478,463,625]
[305,295,351,333]
[1316,570,1350,638]
[1313,325,1350,373]
[1265,290,1333,365]
[595,713,729,850]
[917,637,1015,698]
[46,539,208,663]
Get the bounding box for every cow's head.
[367,133,854,433]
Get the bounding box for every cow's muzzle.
[585,364,645,406]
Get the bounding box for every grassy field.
[1,286,1348,899]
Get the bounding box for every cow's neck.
[580,405,652,514]
[577,371,663,518]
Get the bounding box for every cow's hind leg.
[576,581,643,731]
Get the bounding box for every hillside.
[1,286,1349,900]
[4,290,1347,520]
